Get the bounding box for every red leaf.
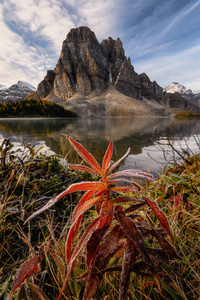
[67,164,98,174]
[150,229,181,259]
[87,200,114,267]
[83,225,123,300]
[124,202,146,213]
[72,190,96,223]
[120,239,136,300]
[110,186,133,193]
[108,178,142,190]
[10,257,39,298]
[65,214,83,264]
[72,195,105,223]
[65,135,104,177]
[108,169,154,181]
[102,140,113,172]
[107,147,130,174]
[140,193,174,241]
[24,182,107,224]
[114,196,144,203]
[116,210,154,268]
[57,217,101,300]
[66,190,96,263]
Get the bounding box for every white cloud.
[134,44,200,92]
[0,0,200,94]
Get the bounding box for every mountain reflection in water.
[0,117,199,176]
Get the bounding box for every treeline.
[174,110,200,118]
[0,98,77,118]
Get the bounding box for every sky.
[1,0,200,93]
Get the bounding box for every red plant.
[9,256,40,300]
[24,135,180,300]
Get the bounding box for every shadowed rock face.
[162,92,200,112]
[35,26,163,101]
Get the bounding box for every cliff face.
[35,26,163,102]
[162,92,200,112]
[34,26,200,115]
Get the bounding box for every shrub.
[13,135,179,300]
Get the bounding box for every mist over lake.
[0,116,199,176]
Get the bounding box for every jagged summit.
[33,27,200,116]
[164,82,192,95]
[35,26,163,103]
[16,81,36,91]
[66,26,98,44]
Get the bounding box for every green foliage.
[0,98,77,118]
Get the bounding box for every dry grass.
[1,142,199,299]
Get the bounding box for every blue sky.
[0,0,200,92]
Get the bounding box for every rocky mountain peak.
[66,26,98,44]
[0,81,36,103]
[164,81,200,107]
[35,26,163,103]
[164,82,192,95]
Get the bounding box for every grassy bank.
[0,138,199,299]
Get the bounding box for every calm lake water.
[0,117,200,176]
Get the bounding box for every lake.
[0,117,200,176]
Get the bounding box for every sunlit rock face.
[35,26,163,101]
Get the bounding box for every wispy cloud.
[0,0,200,92]
[134,43,200,93]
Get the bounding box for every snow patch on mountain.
[164,82,200,107]
[164,82,192,95]
[0,81,36,103]
[0,84,7,90]
[16,81,36,91]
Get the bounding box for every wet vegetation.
[0,98,77,118]
[0,136,199,299]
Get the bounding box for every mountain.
[33,26,200,117]
[0,84,7,90]
[164,82,193,95]
[164,82,200,107]
[0,81,36,103]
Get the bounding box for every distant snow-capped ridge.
[0,81,36,103]
[16,81,36,91]
[164,82,193,95]
[0,84,7,90]
[164,82,200,107]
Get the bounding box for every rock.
[33,26,199,116]
[139,73,163,101]
[35,26,163,103]
[162,92,200,112]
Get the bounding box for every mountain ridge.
[164,82,200,107]
[2,27,200,116]
[0,81,36,103]
[34,26,169,116]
